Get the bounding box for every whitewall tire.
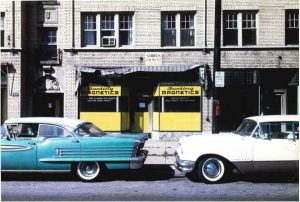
[198,157,225,183]
[76,162,100,181]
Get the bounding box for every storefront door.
[33,93,64,117]
[131,95,152,133]
[262,89,286,115]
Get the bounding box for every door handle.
[28,142,36,145]
[72,140,80,143]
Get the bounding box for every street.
[1,165,298,201]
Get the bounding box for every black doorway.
[33,93,63,117]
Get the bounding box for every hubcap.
[203,159,221,178]
[80,162,97,176]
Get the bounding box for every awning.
[76,64,205,76]
[74,64,206,96]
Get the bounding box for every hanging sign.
[215,71,225,87]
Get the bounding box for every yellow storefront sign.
[80,86,121,97]
[155,86,201,96]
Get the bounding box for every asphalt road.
[1,165,299,201]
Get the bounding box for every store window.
[1,12,5,47]
[39,27,58,60]
[286,10,299,45]
[162,12,195,47]
[81,13,133,47]
[223,11,257,46]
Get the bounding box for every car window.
[6,123,38,139]
[39,124,73,138]
[259,122,298,140]
[75,123,106,137]
[234,119,257,136]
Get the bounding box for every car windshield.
[75,123,107,137]
[234,119,257,136]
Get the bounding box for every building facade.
[1,0,298,139]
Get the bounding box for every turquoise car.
[1,117,148,181]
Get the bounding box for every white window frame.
[81,13,134,48]
[1,12,5,47]
[223,11,257,47]
[82,14,97,47]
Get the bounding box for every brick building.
[1,0,298,138]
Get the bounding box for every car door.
[37,124,81,170]
[1,123,38,170]
[252,121,299,172]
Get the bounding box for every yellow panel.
[160,112,201,131]
[153,86,160,97]
[80,86,121,97]
[80,112,121,131]
[152,112,160,131]
[159,86,201,96]
[121,112,130,131]
[133,112,149,133]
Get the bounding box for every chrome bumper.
[129,150,148,169]
[175,154,195,174]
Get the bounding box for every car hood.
[105,133,148,142]
[180,133,243,146]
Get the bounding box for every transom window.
[286,10,299,45]
[81,13,133,47]
[223,11,257,46]
[162,12,195,47]
[39,28,58,60]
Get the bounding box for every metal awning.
[76,64,205,76]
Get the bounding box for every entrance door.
[131,95,152,133]
[33,93,63,117]
[262,89,286,115]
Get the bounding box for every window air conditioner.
[102,36,116,47]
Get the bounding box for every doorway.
[131,94,152,133]
[262,89,287,115]
[33,93,63,117]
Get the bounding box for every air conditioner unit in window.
[102,36,116,47]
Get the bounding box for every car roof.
[3,117,86,128]
[246,115,299,123]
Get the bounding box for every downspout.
[72,0,75,49]
[12,1,15,48]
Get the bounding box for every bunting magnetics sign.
[80,86,121,97]
[159,86,201,96]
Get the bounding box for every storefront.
[76,64,205,133]
[218,68,299,131]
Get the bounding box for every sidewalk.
[144,139,178,165]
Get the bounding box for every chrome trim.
[1,170,70,173]
[175,154,195,174]
[0,145,33,152]
[129,156,146,169]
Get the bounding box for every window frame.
[1,12,5,47]
[81,12,134,48]
[161,12,196,47]
[82,14,97,47]
[223,10,258,46]
[285,9,299,45]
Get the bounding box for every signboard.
[158,86,201,96]
[145,52,162,66]
[80,86,121,97]
[215,71,225,87]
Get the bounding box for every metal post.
[212,0,221,134]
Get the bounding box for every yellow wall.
[133,112,149,133]
[159,112,201,131]
[80,112,121,131]
[121,112,130,131]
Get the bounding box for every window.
[286,10,299,45]
[6,123,38,139]
[39,28,57,60]
[162,13,176,46]
[82,14,96,46]
[259,122,299,140]
[223,11,257,46]
[81,13,133,47]
[181,13,195,46]
[162,12,195,47]
[39,124,73,138]
[1,12,4,47]
[120,14,133,46]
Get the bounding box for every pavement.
[144,139,178,165]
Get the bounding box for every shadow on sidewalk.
[1,164,175,182]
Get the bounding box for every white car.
[175,115,299,183]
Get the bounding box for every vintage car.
[1,117,148,181]
[175,115,299,183]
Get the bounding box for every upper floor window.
[39,27,58,60]
[286,10,299,45]
[162,12,195,47]
[223,11,257,46]
[81,13,133,47]
[1,12,4,47]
